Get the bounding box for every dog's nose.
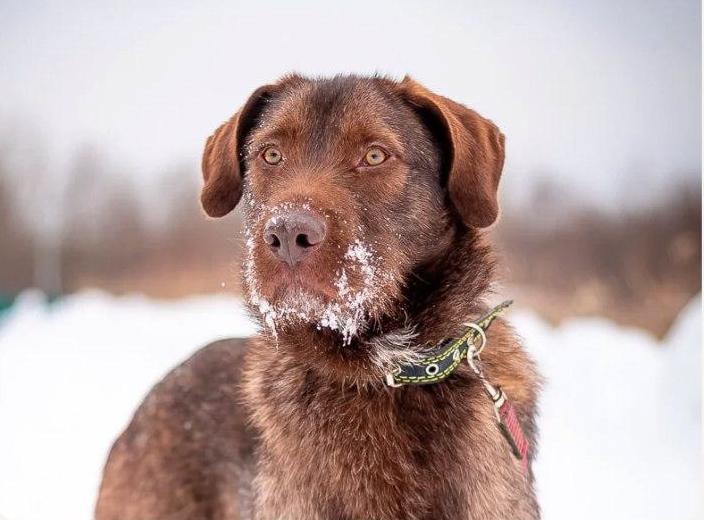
[263,210,327,267]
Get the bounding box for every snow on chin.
[254,290,368,345]
[244,233,387,345]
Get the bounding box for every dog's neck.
[402,227,495,344]
[250,227,495,382]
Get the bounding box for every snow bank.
[513,295,702,520]
[0,290,255,520]
[0,291,700,519]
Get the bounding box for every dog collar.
[385,300,512,387]
[384,300,530,472]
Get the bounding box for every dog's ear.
[397,77,505,228]
[201,83,281,217]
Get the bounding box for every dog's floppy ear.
[397,77,505,228]
[201,84,279,217]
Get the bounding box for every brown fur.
[96,74,541,519]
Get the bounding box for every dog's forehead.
[254,77,403,147]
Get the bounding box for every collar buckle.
[385,368,403,387]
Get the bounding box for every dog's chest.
[249,372,531,520]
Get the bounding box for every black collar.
[385,300,513,387]
[383,300,531,472]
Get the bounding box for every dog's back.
[96,339,254,520]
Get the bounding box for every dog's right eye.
[262,146,283,165]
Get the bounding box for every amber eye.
[363,147,388,166]
[262,146,283,165]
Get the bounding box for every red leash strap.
[496,397,530,473]
[465,324,530,474]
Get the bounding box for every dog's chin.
[268,277,337,303]
[248,278,381,345]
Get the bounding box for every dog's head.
[201,75,504,343]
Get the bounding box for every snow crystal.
[335,268,349,297]
[242,228,278,339]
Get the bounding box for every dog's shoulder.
[95,338,255,520]
[119,337,252,438]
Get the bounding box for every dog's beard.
[243,228,394,345]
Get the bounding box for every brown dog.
[96,75,540,520]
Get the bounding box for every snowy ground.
[0,290,700,520]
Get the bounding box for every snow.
[512,297,702,519]
[0,291,700,520]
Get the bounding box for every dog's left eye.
[362,147,388,167]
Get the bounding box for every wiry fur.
[96,75,541,520]
[365,323,421,375]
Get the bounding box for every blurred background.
[0,0,700,335]
[0,1,701,519]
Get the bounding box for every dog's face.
[201,75,504,343]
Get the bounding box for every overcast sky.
[0,0,701,210]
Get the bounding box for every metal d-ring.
[464,322,487,357]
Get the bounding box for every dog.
[95,74,541,520]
